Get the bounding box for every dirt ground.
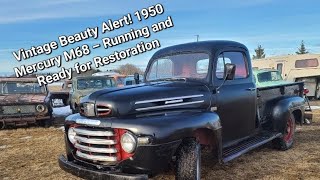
[1,108,320,180]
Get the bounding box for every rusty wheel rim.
[284,118,293,142]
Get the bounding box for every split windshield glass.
[146,53,210,82]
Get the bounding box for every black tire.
[72,104,79,114]
[175,139,201,180]
[38,117,53,128]
[63,99,68,106]
[272,115,296,150]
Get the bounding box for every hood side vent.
[96,105,112,117]
[135,94,204,112]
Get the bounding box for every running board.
[222,132,281,163]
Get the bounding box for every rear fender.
[271,96,305,133]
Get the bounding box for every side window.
[216,52,248,79]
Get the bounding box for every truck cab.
[59,41,305,180]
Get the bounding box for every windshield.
[0,82,46,94]
[146,53,210,82]
[257,71,283,82]
[77,78,115,90]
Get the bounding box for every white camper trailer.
[252,54,320,99]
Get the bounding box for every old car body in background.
[92,72,127,87]
[252,54,320,99]
[70,76,117,113]
[0,77,52,128]
[124,75,144,86]
[253,69,289,87]
[48,80,72,106]
[59,41,305,180]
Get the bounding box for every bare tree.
[115,64,143,75]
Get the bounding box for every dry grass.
[0,110,320,180]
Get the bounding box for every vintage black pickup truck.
[59,41,305,180]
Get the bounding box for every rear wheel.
[272,115,295,150]
[175,139,201,180]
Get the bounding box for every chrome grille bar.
[74,143,117,153]
[74,136,117,145]
[74,128,114,136]
[76,151,118,162]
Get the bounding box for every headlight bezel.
[67,126,77,144]
[36,104,48,114]
[120,132,137,154]
[82,102,96,117]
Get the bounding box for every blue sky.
[0,0,320,75]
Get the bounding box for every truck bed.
[257,82,304,123]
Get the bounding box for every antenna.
[195,35,199,42]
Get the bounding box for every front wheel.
[37,117,53,128]
[272,115,296,150]
[175,139,201,180]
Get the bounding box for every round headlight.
[120,132,137,153]
[68,127,77,144]
[36,104,46,113]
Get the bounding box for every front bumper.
[58,155,148,180]
[0,115,51,124]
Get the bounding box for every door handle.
[246,88,256,91]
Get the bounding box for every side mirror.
[134,72,140,84]
[224,63,236,80]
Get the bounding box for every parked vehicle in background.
[59,41,305,179]
[124,75,144,85]
[70,76,117,113]
[92,72,127,87]
[253,69,289,87]
[252,54,320,99]
[0,77,52,128]
[48,80,72,106]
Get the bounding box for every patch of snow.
[52,99,64,107]
[53,106,72,117]
[20,136,32,140]
[310,106,320,110]
[57,126,65,132]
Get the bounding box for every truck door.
[213,51,257,145]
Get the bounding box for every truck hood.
[83,81,211,117]
[76,89,100,97]
[0,94,47,105]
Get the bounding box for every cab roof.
[151,40,248,59]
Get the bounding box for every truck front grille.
[73,126,119,165]
[1,105,36,114]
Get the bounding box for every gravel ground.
[0,108,320,180]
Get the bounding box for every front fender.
[272,96,305,133]
[66,110,221,144]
